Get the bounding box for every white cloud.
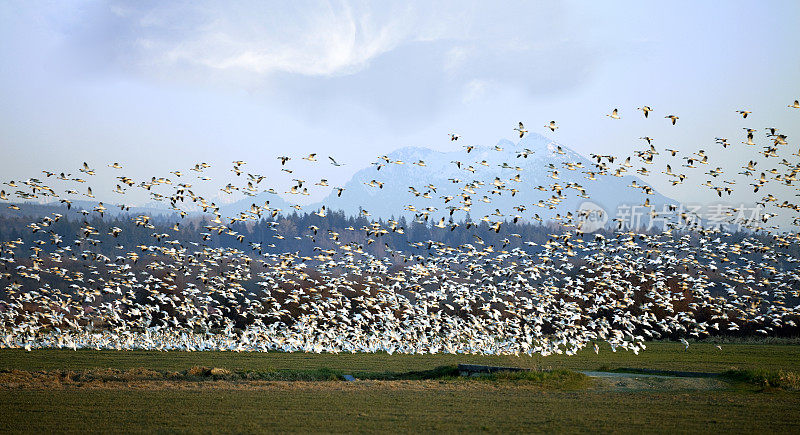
[443,46,470,72]
[461,79,488,103]
[99,1,467,78]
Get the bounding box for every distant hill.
[220,192,296,218]
[0,199,179,221]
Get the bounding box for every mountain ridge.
[224,133,677,225]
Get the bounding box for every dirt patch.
[589,375,726,391]
[0,368,729,392]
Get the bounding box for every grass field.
[3,387,799,433]
[1,342,799,433]
[3,341,800,373]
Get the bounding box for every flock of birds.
[1,101,799,355]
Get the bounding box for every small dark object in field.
[458,364,531,376]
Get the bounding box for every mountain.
[221,191,296,218]
[224,133,677,226]
[0,199,181,220]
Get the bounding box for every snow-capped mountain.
[225,133,677,224]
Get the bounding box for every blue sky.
[1,1,799,206]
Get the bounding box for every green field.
[3,388,799,433]
[4,341,800,373]
[2,342,799,433]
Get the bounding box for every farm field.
[2,341,800,373]
[2,387,799,433]
[2,342,799,433]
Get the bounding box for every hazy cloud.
[51,1,600,123]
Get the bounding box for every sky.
[1,1,799,208]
